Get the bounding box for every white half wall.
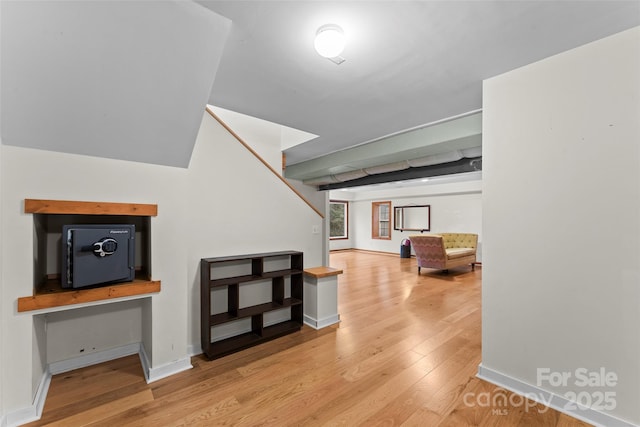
[482,26,640,426]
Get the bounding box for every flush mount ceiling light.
[314,24,345,58]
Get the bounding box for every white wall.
[290,178,329,265]
[0,0,4,416]
[209,106,318,175]
[331,177,482,258]
[482,27,640,426]
[0,110,325,421]
[185,113,324,351]
[45,301,143,364]
[0,145,188,418]
[208,106,284,174]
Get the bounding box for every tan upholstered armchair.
[409,233,478,273]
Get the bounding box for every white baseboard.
[304,314,340,330]
[5,344,139,427]
[33,369,51,421]
[3,369,50,427]
[4,404,38,427]
[49,342,141,375]
[139,343,152,382]
[139,344,192,383]
[477,364,638,427]
[4,363,52,427]
[4,343,192,426]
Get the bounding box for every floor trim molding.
[140,344,192,383]
[3,369,50,427]
[4,343,192,426]
[49,342,140,375]
[304,314,340,330]
[5,344,139,427]
[477,364,638,427]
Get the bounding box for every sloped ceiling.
[1,0,230,168]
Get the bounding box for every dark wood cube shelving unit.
[200,251,303,360]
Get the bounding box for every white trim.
[4,405,37,427]
[7,344,139,426]
[477,364,638,427]
[2,342,193,426]
[49,342,140,375]
[4,370,51,427]
[139,343,152,382]
[304,314,340,330]
[140,343,192,384]
[33,370,51,421]
[144,356,192,383]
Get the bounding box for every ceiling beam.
[285,112,482,182]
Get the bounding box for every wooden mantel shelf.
[25,199,158,216]
[18,279,160,312]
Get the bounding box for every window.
[329,200,348,240]
[372,201,392,240]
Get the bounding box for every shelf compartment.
[262,269,303,279]
[204,320,302,360]
[209,274,261,288]
[207,269,302,288]
[210,298,302,326]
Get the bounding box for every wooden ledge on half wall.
[17,275,161,313]
[304,266,343,279]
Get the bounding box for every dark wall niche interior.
[33,214,151,292]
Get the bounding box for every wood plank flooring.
[24,250,593,426]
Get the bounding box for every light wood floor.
[25,250,592,426]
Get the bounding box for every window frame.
[372,201,392,240]
[329,200,349,240]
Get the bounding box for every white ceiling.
[200,0,640,171]
[2,1,231,168]
[2,1,638,175]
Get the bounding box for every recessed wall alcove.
[18,199,162,391]
[19,199,160,312]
